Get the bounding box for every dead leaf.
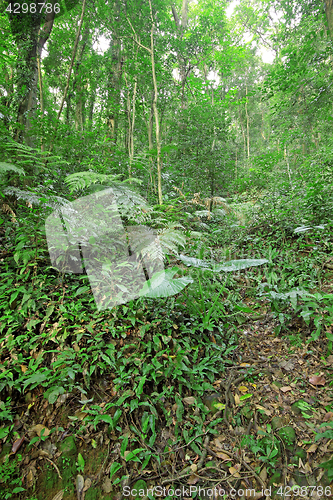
[309,375,326,386]
[102,478,112,493]
[234,394,240,405]
[31,424,50,437]
[229,466,241,478]
[76,474,84,494]
[74,410,88,420]
[259,467,267,482]
[303,462,312,474]
[183,397,196,405]
[279,359,294,371]
[256,405,271,416]
[12,436,25,454]
[190,464,198,473]
[51,491,64,500]
[212,437,225,449]
[26,467,36,488]
[83,478,92,492]
[280,386,292,393]
[215,452,231,461]
[238,386,248,393]
[307,444,317,453]
[324,412,333,422]
[20,365,28,373]
[188,473,199,485]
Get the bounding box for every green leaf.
[0,162,25,176]
[77,453,85,469]
[178,255,268,272]
[239,394,253,401]
[125,448,145,462]
[139,268,193,298]
[214,259,269,272]
[45,304,55,319]
[74,286,90,297]
[121,436,128,457]
[136,376,146,396]
[109,462,122,479]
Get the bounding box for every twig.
[92,443,110,486]
[45,457,62,479]
[205,446,267,491]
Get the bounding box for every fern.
[64,171,151,221]
[1,141,68,174]
[158,228,186,254]
[0,162,25,177]
[3,187,71,211]
[65,171,142,192]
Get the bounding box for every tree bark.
[49,0,87,152]
[127,2,163,204]
[73,25,90,132]
[10,10,55,145]
[324,0,333,40]
[245,83,250,160]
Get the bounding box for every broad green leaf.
[74,286,90,297]
[178,255,211,268]
[214,259,268,272]
[178,255,268,272]
[139,268,193,298]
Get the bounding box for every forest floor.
[1,202,333,500]
[2,273,333,500]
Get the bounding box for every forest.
[1,0,333,498]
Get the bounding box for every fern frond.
[158,228,186,254]
[0,162,25,176]
[65,172,123,191]
[3,187,71,210]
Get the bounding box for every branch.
[171,4,180,28]
[126,17,151,53]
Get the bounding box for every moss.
[85,487,103,500]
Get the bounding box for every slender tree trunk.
[284,145,292,190]
[127,79,137,178]
[73,25,90,132]
[147,92,156,192]
[10,11,55,145]
[37,32,44,151]
[127,2,162,203]
[245,83,250,160]
[49,0,87,152]
[238,107,246,158]
[235,148,238,179]
[149,14,163,205]
[324,0,333,39]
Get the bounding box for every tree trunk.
[10,10,55,145]
[238,107,246,159]
[150,13,163,205]
[73,25,90,132]
[49,0,87,152]
[324,0,333,39]
[245,84,250,160]
[147,92,156,192]
[127,79,137,178]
